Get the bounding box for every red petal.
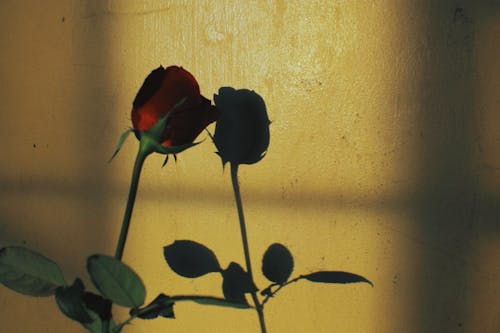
[131,66,200,133]
[131,66,218,147]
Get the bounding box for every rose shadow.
[212,87,270,167]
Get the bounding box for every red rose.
[131,66,218,146]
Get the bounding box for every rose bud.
[213,87,270,166]
[131,66,218,150]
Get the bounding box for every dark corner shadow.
[412,2,500,332]
[212,87,270,167]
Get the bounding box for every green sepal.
[146,98,186,142]
[137,132,200,161]
[161,154,178,167]
[151,140,201,156]
[162,155,169,167]
[109,128,134,162]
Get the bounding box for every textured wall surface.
[1,1,499,332]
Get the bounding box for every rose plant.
[0,66,372,333]
[112,65,220,261]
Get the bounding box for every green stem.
[111,140,151,333]
[230,163,268,333]
[102,319,110,333]
[114,144,149,260]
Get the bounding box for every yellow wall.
[1,0,499,332]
